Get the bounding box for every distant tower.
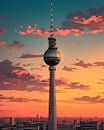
[43,0,61,130]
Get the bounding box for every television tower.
[43,0,61,130]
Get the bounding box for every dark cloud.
[62,6,104,35]
[72,60,93,68]
[97,82,104,84]
[0,60,71,92]
[0,94,46,103]
[0,60,16,79]
[40,64,47,68]
[73,95,104,103]
[63,66,77,72]
[6,41,25,49]
[97,79,104,84]
[0,59,48,92]
[66,10,87,19]
[55,78,68,86]
[0,28,6,34]
[22,63,34,67]
[72,59,104,68]
[87,6,104,16]
[68,82,90,90]
[19,53,43,58]
[0,59,93,92]
[93,62,104,66]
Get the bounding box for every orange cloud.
[12,69,28,76]
[71,28,84,36]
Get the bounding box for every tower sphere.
[44,48,61,66]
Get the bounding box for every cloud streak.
[63,66,77,72]
[93,62,104,66]
[19,52,43,59]
[74,95,104,103]
[72,60,93,68]
[6,41,25,49]
[68,82,90,90]
[0,94,46,103]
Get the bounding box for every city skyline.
[0,0,104,117]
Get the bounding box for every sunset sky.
[0,0,104,117]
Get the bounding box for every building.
[80,120,99,130]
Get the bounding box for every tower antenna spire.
[50,0,54,37]
[44,1,61,130]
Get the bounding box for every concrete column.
[48,65,57,130]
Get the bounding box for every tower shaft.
[48,65,57,130]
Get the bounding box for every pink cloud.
[19,25,72,36]
[55,28,71,36]
[12,69,28,76]
[19,25,43,36]
[74,15,103,25]
[62,6,104,35]
[3,81,11,85]
[19,25,86,37]
[73,15,104,34]
[0,59,48,92]
[90,29,104,34]
[0,41,6,46]
[71,28,84,36]
[32,73,38,80]
[0,28,6,34]
[72,44,76,46]
[18,6,104,36]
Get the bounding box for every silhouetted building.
[80,120,99,130]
